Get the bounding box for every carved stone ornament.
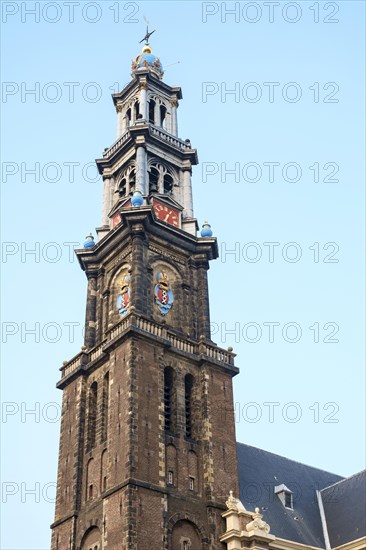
[246,507,271,534]
[225,490,238,511]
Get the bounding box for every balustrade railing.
[62,354,82,378]
[61,315,233,377]
[167,333,195,355]
[102,124,191,161]
[90,342,105,362]
[137,317,164,338]
[103,131,130,158]
[150,125,191,151]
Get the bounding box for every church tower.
[51,36,239,550]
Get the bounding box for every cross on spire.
[139,24,156,45]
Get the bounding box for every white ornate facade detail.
[220,493,275,550]
[246,507,271,535]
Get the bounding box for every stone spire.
[95,36,198,240]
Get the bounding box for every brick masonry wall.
[52,216,239,549]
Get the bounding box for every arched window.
[171,521,200,550]
[116,166,136,198]
[160,104,167,128]
[100,449,108,493]
[188,450,198,493]
[149,99,155,124]
[163,173,173,194]
[101,373,109,443]
[185,374,194,438]
[117,177,126,197]
[126,108,132,127]
[128,168,136,195]
[86,458,95,501]
[164,367,174,432]
[149,166,159,193]
[80,527,101,550]
[87,382,98,451]
[166,444,177,487]
[148,163,176,196]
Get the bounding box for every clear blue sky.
[1,1,365,548]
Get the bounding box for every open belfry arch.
[51,31,240,550]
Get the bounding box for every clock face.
[153,202,180,227]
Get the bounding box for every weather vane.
[139,16,156,45]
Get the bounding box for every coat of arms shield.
[154,271,174,316]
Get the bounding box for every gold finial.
[142,44,152,54]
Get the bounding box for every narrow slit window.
[163,173,173,194]
[126,108,131,127]
[185,374,194,438]
[164,367,174,432]
[101,373,109,443]
[87,382,98,451]
[149,100,155,124]
[129,168,136,195]
[160,104,167,128]
[149,166,159,193]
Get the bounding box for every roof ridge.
[320,469,366,492]
[236,441,345,479]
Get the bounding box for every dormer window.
[285,491,293,509]
[275,484,294,509]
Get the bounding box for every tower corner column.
[116,104,124,138]
[182,168,194,218]
[84,272,98,349]
[102,176,111,227]
[139,81,148,120]
[135,145,147,195]
[171,98,178,136]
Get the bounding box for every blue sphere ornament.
[131,190,144,207]
[84,233,95,249]
[201,221,213,238]
[131,45,164,80]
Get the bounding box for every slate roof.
[321,470,366,547]
[236,442,344,548]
